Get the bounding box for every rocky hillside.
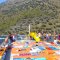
[0,0,60,34]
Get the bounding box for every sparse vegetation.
[0,0,60,34]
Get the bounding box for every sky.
[0,0,6,3]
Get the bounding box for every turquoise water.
[0,35,7,44]
[16,35,26,40]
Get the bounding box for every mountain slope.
[0,0,60,34]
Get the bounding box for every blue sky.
[0,0,6,3]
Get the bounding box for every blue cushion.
[49,46,59,50]
[13,58,25,60]
[32,58,46,60]
[38,46,45,50]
